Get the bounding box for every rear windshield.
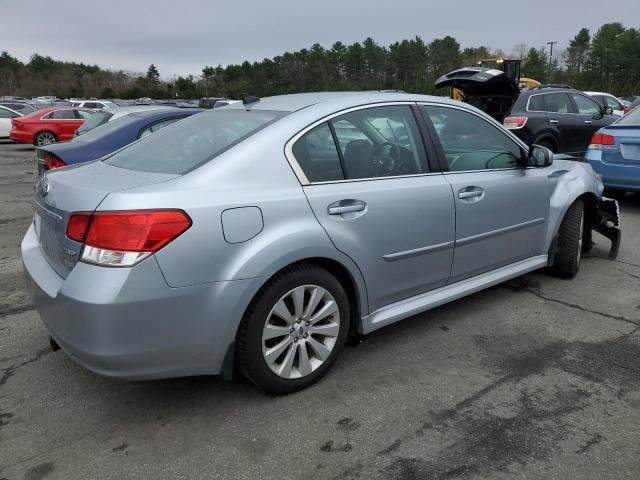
[77,111,113,134]
[617,107,640,125]
[104,109,287,174]
[75,114,139,142]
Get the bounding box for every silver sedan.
[22,92,620,393]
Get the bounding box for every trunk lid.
[434,67,520,98]
[601,126,640,165]
[33,161,178,278]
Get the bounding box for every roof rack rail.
[531,84,575,90]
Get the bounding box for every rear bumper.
[587,150,640,192]
[21,224,265,380]
[10,130,34,144]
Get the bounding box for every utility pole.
[547,41,558,82]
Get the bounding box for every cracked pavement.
[1,141,640,479]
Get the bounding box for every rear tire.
[550,199,584,278]
[34,131,57,146]
[237,264,349,394]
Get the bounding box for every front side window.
[422,105,524,171]
[604,95,622,111]
[571,93,601,115]
[330,105,427,179]
[105,109,286,174]
[543,93,574,114]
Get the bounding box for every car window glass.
[150,118,181,132]
[292,123,344,182]
[104,110,286,174]
[604,96,621,110]
[543,93,574,113]
[528,95,544,111]
[330,105,427,179]
[50,109,76,120]
[75,110,93,119]
[571,93,601,115]
[422,105,524,171]
[0,108,17,118]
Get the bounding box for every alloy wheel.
[37,132,56,146]
[261,285,340,379]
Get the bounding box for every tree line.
[1,22,638,101]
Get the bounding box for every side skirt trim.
[360,255,548,334]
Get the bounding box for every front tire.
[550,199,584,278]
[237,264,349,394]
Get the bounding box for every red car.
[10,107,95,146]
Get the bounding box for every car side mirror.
[603,106,613,115]
[528,144,553,167]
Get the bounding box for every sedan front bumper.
[594,197,621,259]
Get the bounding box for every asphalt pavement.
[1,140,639,480]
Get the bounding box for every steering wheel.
[372,142,401,175]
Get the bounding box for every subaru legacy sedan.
[22,92,620,394]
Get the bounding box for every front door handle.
[584,120,592,124]
[457,186,485,203]
[549,119,559,124]
[328,200,366,216]
[458,189,483,199]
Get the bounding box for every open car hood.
[434,67,520,98]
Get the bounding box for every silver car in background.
[22,92,620,394]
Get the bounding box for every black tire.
[34,131,57,146]
[603,188,626,201]
[237,263,349,394]
[550,199,584,278]
[536,139,555,152]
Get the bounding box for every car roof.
[223,91,465,113]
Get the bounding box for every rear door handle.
[549,119,559,124]
[328,200,366,215]
[584,120,592,124]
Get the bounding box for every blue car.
[586,107,640,197]
[36,108,204,174]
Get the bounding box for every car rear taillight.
[11,119,22,128]
[588,132,616,150]
[503,116,528,129]
[44,154,66,170]
[66,209,192,267]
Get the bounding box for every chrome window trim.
[284,101,430,186]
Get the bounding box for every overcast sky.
[4,0,639,78]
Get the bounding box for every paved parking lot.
[1,140,640,480]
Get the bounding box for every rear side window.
[104,110,286,174]
[292,123,344,182]
[138,118,182,139]
[543,93,574,114]
[49,110,76,119]
[528,95,544,111]
[0,108,18,119]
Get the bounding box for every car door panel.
[444,169,550,282]
[304,177,455,311]
[420,103,552,282]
